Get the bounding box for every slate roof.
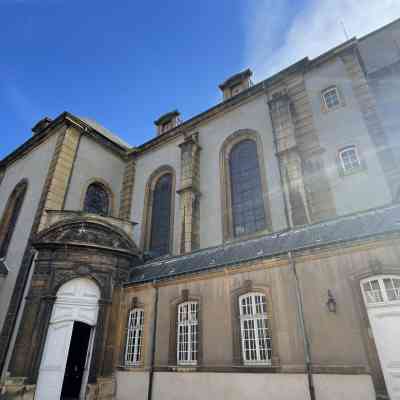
[78,117,130,149]
[128,204,400,285]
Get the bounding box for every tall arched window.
[229,139,266,238]
[0,180,28,259]
[239,292,271,365]
[148,172,173,257]
[83,182,110,216]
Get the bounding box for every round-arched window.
[83,182,110,216]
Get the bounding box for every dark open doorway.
[61,321,92,400]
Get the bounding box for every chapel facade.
[1,19,400,400]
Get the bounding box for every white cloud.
[244,0,400,81]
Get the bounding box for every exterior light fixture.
[326,290,337,313]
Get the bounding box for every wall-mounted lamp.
[326,290,337,313]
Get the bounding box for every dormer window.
[154,110,181,136]
[219,69,253,101]
[322,86,341,111]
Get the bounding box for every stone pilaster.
[268,92,311,227]
[341,47,398,200]
[119,150,137,220]
[178,133,201,254]
[38,125,82,231]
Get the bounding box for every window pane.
[363,280,383,303]
[239,293,271,365]
[323,88,340,108]
[383,277,400,301]
[125,309,144,366]
[84,183,110,215]
[177,301,198,365]
[229,140,266,237]
[340,147,361,172]
[149,174,172,257]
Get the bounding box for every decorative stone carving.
[36,221,137,253]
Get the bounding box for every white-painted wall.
[130,95,287,253]
[115,372,375,400]
[130,136,182,254]
[197,95,287,249]
[305,57,391,216]
[0,132,58,331]
[64,135,126,217]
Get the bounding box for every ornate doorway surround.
[35,278,100,400]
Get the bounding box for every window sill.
[116,365,145,372]
[224,227,271,245]
[339,166,367,178]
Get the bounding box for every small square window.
[322,86,341,110]
[339,145,362,174]
[231,83,242,96]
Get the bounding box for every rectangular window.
[239,293,271,365]
[125,309,144,366]
[322,86,340,110]
[177,301,198,365]
[339,145,362,173]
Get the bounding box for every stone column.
[178,133,201,254]
[268,93,311,227]
[119,150,137,220]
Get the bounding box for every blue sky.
[1,0,399,159]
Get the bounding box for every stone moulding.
[33,216,139,256]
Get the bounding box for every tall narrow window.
[177,301,198,365]
[229,140,266,237]
[83,182,110,216]
[149,173,173,257]
[0,180,28,259]
[124,308,144,366]
[239,293,271,365]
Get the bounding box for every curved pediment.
[34,217,139,255]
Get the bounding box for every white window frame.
[322,86,341,110]
[239,292,272,366]
[177,301,198,366]
[361,275,400,307]
[338,145,362,173]
[124,308,144,367]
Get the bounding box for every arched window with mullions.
[229,139,266,238]
[148,172,173,257]
[83,182,111,216]
[0,179,28,259]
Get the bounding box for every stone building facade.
[1,19,400,400]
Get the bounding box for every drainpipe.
[288,250,316,400]
[147,280,159,400]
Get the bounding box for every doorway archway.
[361,275,400,400]
[35,277,100,400]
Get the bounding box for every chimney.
[219,68,253,101]
[32,117,53,135]
[154,110,181,136]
